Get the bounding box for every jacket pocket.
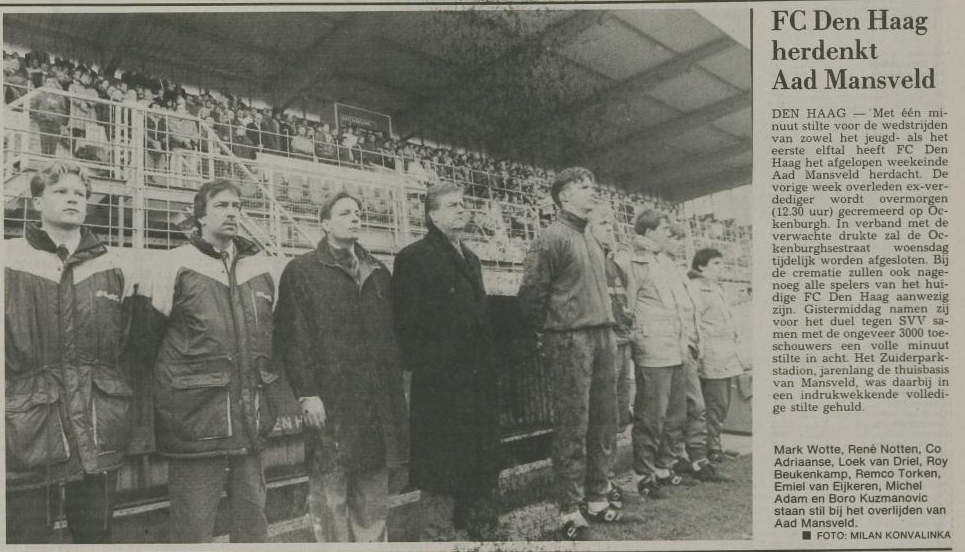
[91,369,134,455]
[158,360,232,442]
[640,314,680,338]
[5,387,70,470]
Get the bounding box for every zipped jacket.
[5,224,139,489]
[627,235,699,368]
[140,233,283,457]
[518,210,614,332]
[688,271,745,379]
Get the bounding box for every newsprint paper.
[0,1,962,551]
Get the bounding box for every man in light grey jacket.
[627,209,728,502]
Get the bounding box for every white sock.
[633,471,647,484]
[654,468,671,479]
[561,510,586,525]
[586,500,609,514]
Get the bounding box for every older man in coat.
[392,181,501,541]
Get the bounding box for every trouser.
[540,327,618,514]
[167,454,267,543]
[36,120,63,156]
[6,472,115,544]
[420,490,499,541]
[700,377,734,453]
[615,343,634,429]
[669,353,709,464]
[631,364,686,476]
[308,464,389,542]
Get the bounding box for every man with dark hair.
[392,181,501,541]
[688,248,744,463]
[275,191,409,542]
[5,161,141,543]
[627,209,727,503]
[139,179,289,542]
[518,167,620,541]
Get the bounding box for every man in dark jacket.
[392,181,501,541]
[275,191,409,542]
[517,167,619,541]
[139,179,288,542]
[5,161,140,543]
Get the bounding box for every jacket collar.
[632,234,663,255]
[426,220,479,280]
[558,209,588,232]
[188,231,260,261]
[26,223,106,266]
[315,237,380,286]
[426,221,468,256]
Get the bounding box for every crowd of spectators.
[4,47,747,272]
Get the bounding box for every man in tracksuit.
[5,161,140,543]
[138,179,288,542]
[518,167,619,541]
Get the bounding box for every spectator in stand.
[246,111,263,151]
[261,108,279,153]
[168,97,200,181]
[31,73,69,156]
[379,139,396,170]
[160,80,180,106]
[369,134,387,169]
[279,113,294,155]
[4,53,28,103]
[67,68,96,156]
[145,100,168,182]
[314,123,337,163]
[227,110,252,159]
[93,77,111,123]
[291,123,314,159]
[25,54,45,88]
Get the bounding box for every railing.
[4,86,751,289]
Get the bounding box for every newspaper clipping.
[0,0,960,550]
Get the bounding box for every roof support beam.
[581,92,751,160]
[394,10,606,125]
[271,15,381,108]
[518,36,735,137]
[660,166,751,202]
[615,138,751,185]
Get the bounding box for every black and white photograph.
[2,6,753,544]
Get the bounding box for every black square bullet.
[802,531,811,540]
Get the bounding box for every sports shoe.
[636,475,670,499]
[693,461,733,483]
[606,481,624,509]
[708,450,725,463]
[561,519,590,541]
[580,501,624,524]
[665,462,699,487]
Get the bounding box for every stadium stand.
[3,48,749,290]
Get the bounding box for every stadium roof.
[5,9,751,201]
